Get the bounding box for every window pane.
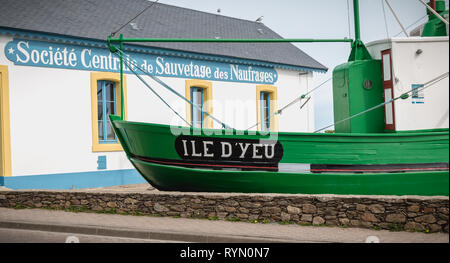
[98,102,103,121]
[383,54,391,81]
[98,120,104,141]
[105,82,115,101]
[97,81,103,101]
[260,92,270,131]
[191,87,203,128]
[106,102,116,115]
[384,88,393,125]
[106,121,116,140]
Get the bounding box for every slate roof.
[0,0,327,72]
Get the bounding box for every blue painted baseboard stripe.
[0,169,146,190]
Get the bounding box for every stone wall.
[0,191,448,233]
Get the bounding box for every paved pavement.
[0,207,448,243]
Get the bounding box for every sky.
[157,0,448,130]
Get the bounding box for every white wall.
[368,37,449,131]
[391,38,449,131]
[275,69,314,133]
[125,68,314,132]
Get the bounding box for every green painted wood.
[110,116,448,195]
[130,157,449,196]
[110,116,448,166]
[422,1,448,37]
[333,60,385,133]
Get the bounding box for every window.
[91,72,126,152]
[190,87,204,128]
[382,53,391,81]
[384,88,394,125]
[185,80,213,129]
[256,85,278,132]
[97,80,117,143]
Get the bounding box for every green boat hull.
[110,115,449,196]
[132,158,449,196]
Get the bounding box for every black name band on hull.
[174,135,284,166]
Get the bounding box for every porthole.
[363,79,373,90]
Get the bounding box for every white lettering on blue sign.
[411,84,425,104]
[5,39,277,84]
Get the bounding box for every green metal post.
[347,0,372,61]
[353,0,361,42]
[119,34,124,120]
[108,38,353,43]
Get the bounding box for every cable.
[314,72,449,133]
[245,77,332,131]
[393,15,427,37]
[347,0,352,39]
[381,0,390,38]
[116,53,192,127]
[384,0,409,37]
[111,0,160,36]
[114,49,232,129]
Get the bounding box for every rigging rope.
[393,15,427,37]
[245,77,332,131]
[347,0,352,39]
[118,54,192,127]
[111,0,160,36]
[314,71,449,133]
[113,49,232,129]
[381,0,390,38]
[384,0,409,37]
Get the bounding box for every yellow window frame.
[185,79,213,129]
[90,72,127,152]
[0,65,12,177]
[256,85,278,132]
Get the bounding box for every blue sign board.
[5,39,277,84]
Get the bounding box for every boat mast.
[348,0,372,61]
[353,0,361,42]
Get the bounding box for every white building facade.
[0,27,325,189]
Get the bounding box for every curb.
[0,220,299,243]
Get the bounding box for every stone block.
[356,204,366,211]
[301,214,313,222]
[302,204,317,214]
[361,212,378,222]
[369,204,385,214]
[154,203,169,212]
[312,216,325,225]
[386,213,406,223]
[407,205,420,212]
[287,205,301,215]
[281,212,291,222]
[415,214,436,224]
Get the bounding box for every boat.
[108,0,449,196]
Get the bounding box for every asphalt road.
[0,228,184,243]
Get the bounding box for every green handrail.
[108,37,353,43]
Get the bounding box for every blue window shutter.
[97,155,107,170]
